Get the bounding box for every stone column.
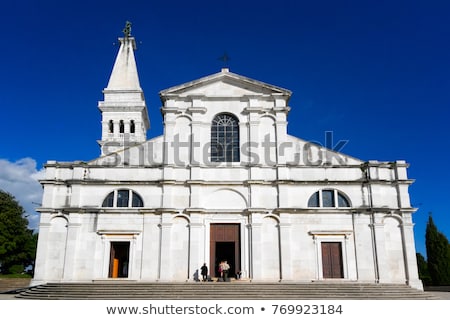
[190,121,203,167]
[249,212,263,280]
[113,121,120,138]
[372,215,388,283]
[275,120,287,164]
[402,217,424,290]
[163,112,176,165]
[140,213,160,280]
[241,220,250,279]
[101,120,109,139]
[161,183,175,209]
[248,111,260,168]
[158,212,173,281]
[188,213,204,282]
[62,214,81,281]
[30,221,50,285]
[162,110,177,179]
[352,212,376,281]
[279,213,293,281]
[188,101,206,168]
[277,184,290,209]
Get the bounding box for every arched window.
[102,189,144,208]
[103,192,114,207]
[211,113,240,162]
[308,189,350,208]
[130,120,135,134]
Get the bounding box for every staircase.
[14,281,438,300]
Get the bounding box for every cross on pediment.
[218,52,230,67]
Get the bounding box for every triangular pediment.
[159,69,291,99]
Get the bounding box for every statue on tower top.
[123,21,132,38]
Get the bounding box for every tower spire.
[97,22,150,156]
[106,22,141,91]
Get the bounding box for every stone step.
[15,282,437,300]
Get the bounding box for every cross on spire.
[123,21,132,38]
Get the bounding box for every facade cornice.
[44,161,409,170]
[308,230,353,238]
[243,107,266,114]
[184,208,207,214]
[35,207,59,214]
[37,206,417,216]
[97,230,141,235]
[38,177,414,187]
[186,106,207,114]
[98,104,146,112]
[352,207,418,214]
[186,180,244,186]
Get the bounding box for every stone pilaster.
[279,213,293,281]
[402,217,424,290]
[188,213,205,281]
[62,214,81,281]
[158,212,173,281]
[372,216,387,283]
[30,220,51,285]
[140,213,160,280]
[249,212,263,280]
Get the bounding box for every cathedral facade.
[32,34,423,290]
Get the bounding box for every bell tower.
[97,22,150,155]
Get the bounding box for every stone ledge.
[0,278,31,293]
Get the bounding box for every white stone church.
[32,31,423,290]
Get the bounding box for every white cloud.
[0,158,45,231]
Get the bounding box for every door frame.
[309,231,352,280]
[210,223,241,278]
[100,232,139,280]
[109,241,130,278]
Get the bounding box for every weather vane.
[123,21,132,38]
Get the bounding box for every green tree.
[0,190,37,274]
[425,215,450,285]
[416,253,431,286]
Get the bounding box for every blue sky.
[0,0,449,257]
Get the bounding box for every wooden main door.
[210,224,240,278]
[321,242,344,278]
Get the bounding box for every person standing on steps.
[222,260,230,282]
[200,263,208,282]
[218,261,224,281]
